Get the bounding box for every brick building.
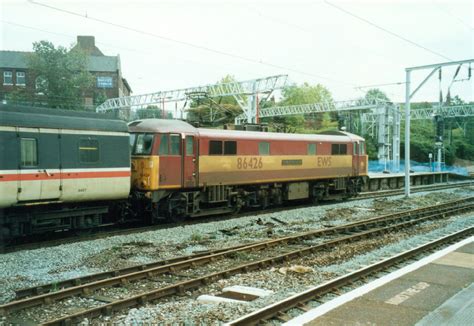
[0,36,131,108]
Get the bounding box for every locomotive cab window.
[359,141,365,155]
[259,142,270,155]
[135,133,154,155]
[170,134,181,155]
[129,133,137,153]
[79,139,99,163]
[209,140,223,155]
[20,138,38,167]
[224,141,237,155]
[307,143,317,155]
[158,134,169,155]
[331,144,347,155]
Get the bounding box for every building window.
[307,143,317,155]
[3,71,12,85]
[259,142,270,155]
[97,76,113,88]
[79,139,99,163]
[20,138,38,167]
[224,141,237,155]
[209,140,223,155]
[16,72,26,86]
[170,134,181,155]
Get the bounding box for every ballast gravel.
[112,215,474,325]
[0,187,472,308]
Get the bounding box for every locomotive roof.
[198,128,363,142]
[0,104,128,132]
[128,119,198,134]
[128,118,364,142]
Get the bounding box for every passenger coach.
[0,104,130,240]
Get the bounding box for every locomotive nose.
[131,156,159,191]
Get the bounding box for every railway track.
[227,227,474,325]
[3,180,473,254]
[1,196,473,325]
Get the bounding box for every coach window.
[135,134,154,155]
[20,138,38,167]
[170,134,181,155]
[158,134,169,155]
[186,136,194,156]
[224,141,237,155]
[79,139,99,163]
[307,143,316,155]
[259,142,270,155]
[209,140,223,155]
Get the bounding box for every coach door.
[182,135,198,188]
[38,129,61,200]
[17,128,41,201]
[352,142,359,176]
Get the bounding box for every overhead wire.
[27,0,355,87]
[324,0,453,61]
[433,0,474,32]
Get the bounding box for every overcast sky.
[1,0,473,104]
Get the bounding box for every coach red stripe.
[0,170,131,182]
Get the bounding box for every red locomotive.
[129,119,368,221]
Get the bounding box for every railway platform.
[285,236,474,326]
[363,171,457,192]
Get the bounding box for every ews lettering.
[317,157,332,167]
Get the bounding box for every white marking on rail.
[281,235,474,326]
[385,281,430,305]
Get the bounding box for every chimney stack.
[75,36,104,56]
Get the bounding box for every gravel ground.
[108,214,474,325]
[0,187,472,308]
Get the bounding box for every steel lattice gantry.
[361,104,474,122]
[96,75,288,123]
[234,98,382,124]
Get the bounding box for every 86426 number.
[237,157,263,169]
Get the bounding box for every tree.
[187,75,242,126]
[363,88,391,103]
[27,40,93,110]
[263,82,335,132]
